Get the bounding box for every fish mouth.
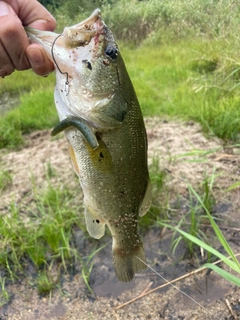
[70,8,103,34]
[62,8,105,47]
[25,9,104,58]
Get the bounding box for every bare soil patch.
[0,118,240,319]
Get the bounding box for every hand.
[0,0,56,77]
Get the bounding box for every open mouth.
[26,9,105,50]
[62,9,105,47]
[72,9,104,32]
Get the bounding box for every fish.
[26,9,151,282]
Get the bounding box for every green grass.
[0,70,55,96]
[0,173,89,285]
[0,277,9,306]
[37,271,58,296]
[0,170,12,191]
[0,72,57,149]
[139,157,168,229]
[182,184,240,286]
[121,38,240,141]
[53,0,240,44]
[168,223,240,286]
[158,171,240,287]
[169,173,216,259]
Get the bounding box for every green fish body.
[26,9,151,282]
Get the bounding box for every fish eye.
[105,44,118,60]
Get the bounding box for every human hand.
[0,0,56,77]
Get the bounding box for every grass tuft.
[0,277,10,306]
[0,177,84,285]
[37,271,58,296]
[159,172,240,286]
[0,170,12,191]
[139,157,167,229]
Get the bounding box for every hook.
[51,34,69,95]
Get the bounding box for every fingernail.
[0,1,10,17]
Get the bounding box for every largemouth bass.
[26,9,151,282]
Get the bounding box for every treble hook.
[51,34,69,95]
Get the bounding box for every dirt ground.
[1,118,240,320]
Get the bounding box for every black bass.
[26,9,151,282]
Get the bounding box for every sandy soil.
[1,118,240,320]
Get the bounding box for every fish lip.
[73,8,103,31]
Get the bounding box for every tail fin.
[112,242,147,282]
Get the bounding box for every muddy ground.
[0,118,240,319]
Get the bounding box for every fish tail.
[112,241,147,282]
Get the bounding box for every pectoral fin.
[51,116,99,149]
[89,97,128,128]
[139,180,151,217]
[84,205,106,239]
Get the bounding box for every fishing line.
[51,34,69,95]
[135,256,223,320]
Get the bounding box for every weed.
[170,208,240,286]
[0,277,10,306]
[139,157,167,229]
[202,174,216,214]
[0,168,110,294]
[162,172,217,259]
[0,176,80,277]
[0,170,12,191]
[80,244,108,294]
[0,112,24,149]
[37,271,58,296]
[150,157,166,191]
[160,175,240,286]
[45,162,56,179]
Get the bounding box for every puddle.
[89,221,233,305]
[92,273,136,298]
[182,276,230,303]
